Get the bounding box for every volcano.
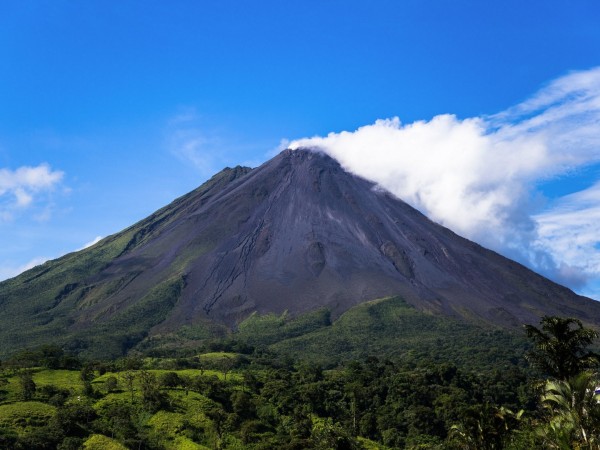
[1,148,599,357]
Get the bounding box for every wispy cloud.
[166,108,274,175]
[290,67,600,297]
[172,133,222,175]
[0,234,105,282]
[534,182,600,287]
[0,164,64,221]
[0,256,48,282]
[79,235,103,250]
[166,109,231,177]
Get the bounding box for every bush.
[158,371,181,388]
[83,434,127,450]
[104,376,118,393]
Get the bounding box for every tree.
[447,404,522,450]
[80,364,95,383]
[80,362,98,398]
[206,406,229,449]
[158,371,180,389]
[19,370,36,400]
[121,371,136,402]
[524,316,600,380]
[0,377,8,402]
[138,370,167,412]
[52,401,96,438]
[104,376,118,393]
[539,371,600,449]
[219,355,235,381]
[0,427,17,449]
[310,417,360,450]
[93,400,138,442]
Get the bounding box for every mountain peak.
[1,147,600,357]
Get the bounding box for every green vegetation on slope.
[0,315,598,449]
[0,231,136,356]
[0,349,533,449]
[236,308,332,346]
[71,275,187,360]
[235,296,529,370]
[0,166,252,360]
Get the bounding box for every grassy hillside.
[0,167,251,359]
[234,296,529,370]
[0,287,529,375]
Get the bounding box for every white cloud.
[534,182,600,284]
[79,235,103,250]
[0,164,64,221]
[166,108,274,175]
[166,110,228,176]
[289,67,600,297]
[173,133,220,175]
[268,138,292,158]
[0,164,64,193]
[0,256,48,282]
[0,235,105,282]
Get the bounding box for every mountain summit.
[1,148,599,357]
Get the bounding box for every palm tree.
[524,316,599,380]
[539,371,600,449]
[448,404,522,450]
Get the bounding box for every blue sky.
[2,1,600,298]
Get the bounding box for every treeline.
[0,356,534,449]
[0,316,599,449]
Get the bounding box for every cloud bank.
[290,67,600,297]
[0,164,64,221]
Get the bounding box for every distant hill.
[1,148,599,359]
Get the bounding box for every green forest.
[1,314,600,449]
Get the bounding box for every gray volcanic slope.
[1,148,600,355]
